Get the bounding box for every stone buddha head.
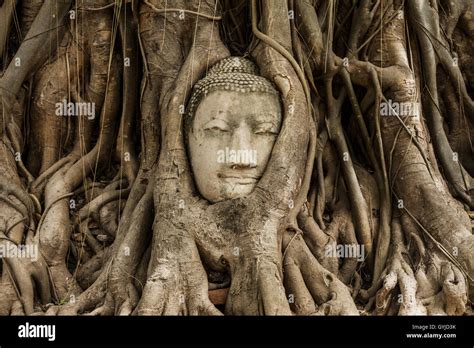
[185,57,282,203]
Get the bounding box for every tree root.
[370,218,427,315]
[283,230,359,315]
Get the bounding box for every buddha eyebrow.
[251,111,280,117]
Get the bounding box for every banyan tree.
[0,0,472,316]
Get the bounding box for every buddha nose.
[229,125,256,168]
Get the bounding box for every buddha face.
[188,90,282,203]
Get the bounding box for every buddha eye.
[203,119,230,133]
[254,122,278,135]
[207,126,229,133]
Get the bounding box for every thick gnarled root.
[283,231,359,315]
[43,270,109,316]
[0,276,24,315]
[136,255,221,316]
[362,219,425,315]
[373,255,427,315]
[363,217,470,316]
[421,263,468,315]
